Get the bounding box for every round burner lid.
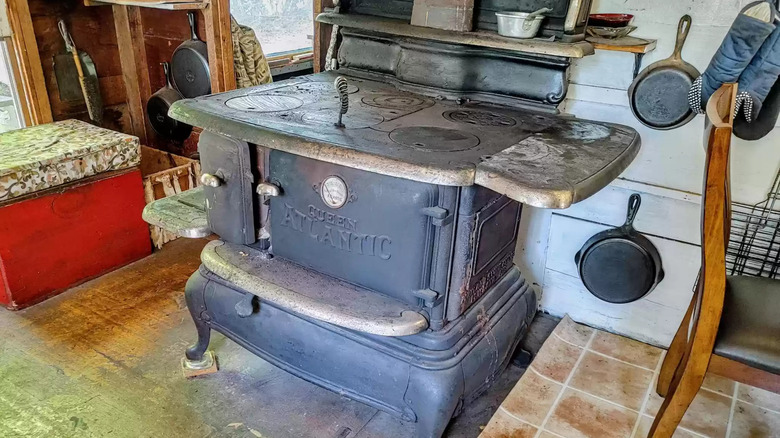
[362,95,434,110]
[225,94,304,112]
[389,126,480,152]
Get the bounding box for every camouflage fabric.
[231,15,272,88]
[0,119,139,202]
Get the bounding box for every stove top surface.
[171,72,640,208]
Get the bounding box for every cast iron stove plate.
[302,109,384,129]
[362,94,434,110]
[292,82,359,94]
[225,94,304,112]
[389,126,480,152]
[172,71,641,207]
[443,109,517,127]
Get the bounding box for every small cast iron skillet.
[574,194,664,303]
[628,15,700,130]
[147,62,193,141]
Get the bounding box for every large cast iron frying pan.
[171,11,211,98]
[628,15,700,130]
[574,194,664,303]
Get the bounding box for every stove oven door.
[198,131,256,245]
[268,150,455,307]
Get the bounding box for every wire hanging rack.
[727,168,780,277]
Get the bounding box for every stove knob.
[200,173,222,188]
[256,182,280,197]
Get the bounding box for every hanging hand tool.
[58,20,102,125]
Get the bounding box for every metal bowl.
[586,25,637,39]
[495,11,545,39]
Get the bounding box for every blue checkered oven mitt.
[688,1,777,113]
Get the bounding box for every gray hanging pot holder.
[689,1,777,112]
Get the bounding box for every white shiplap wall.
[515,0,780,347]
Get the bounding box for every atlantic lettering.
[280,203,391,260]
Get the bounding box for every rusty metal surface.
[142,187,210,238]
[475,121,641,208]
[201,240,430,336]
[170,71,640,208]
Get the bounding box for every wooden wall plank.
[313,0,334,73]
[203,0,234,93]
[113,4,149,143]
[558,184,702,246]
[24,0,130,132]
[6,0,52,124]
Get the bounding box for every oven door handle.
[200,241,430,336]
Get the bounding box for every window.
[231,0,314,57]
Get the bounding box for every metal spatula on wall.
[56,20,102,125]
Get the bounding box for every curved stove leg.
[182,269,218,378]
[185,316,212,362]
[405,366,463,438]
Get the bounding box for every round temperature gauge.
[320,176,348,209]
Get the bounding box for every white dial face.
[320,176,348,209]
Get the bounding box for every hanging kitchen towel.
[734,77,780,140]
[688,1,776,112]
[231,15,272,88]
[736,23,780,122]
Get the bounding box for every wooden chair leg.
[648,334,714,437]
[657,296,695,397]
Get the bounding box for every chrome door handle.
[256,182,280,197]
[200,173,222,188]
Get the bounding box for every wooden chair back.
[686,83,737,368]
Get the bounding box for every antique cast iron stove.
[144,23,640,438]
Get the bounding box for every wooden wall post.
[113,5,150,144]
[203,0,235,93]
[6,0,52,125]
[313,0,334,73]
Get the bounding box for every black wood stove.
[144,18,639,438]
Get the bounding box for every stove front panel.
[269,150,456,306]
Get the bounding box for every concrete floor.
[0,238,557,438]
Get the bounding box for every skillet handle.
[624,193,642,227]
[671,15,692,61]
[162,62,173,89]
[188,12,199,41]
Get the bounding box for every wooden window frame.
[5,0,52,126]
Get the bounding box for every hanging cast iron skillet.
[171,11,211,98]
[628,15,700,130]
[147,62,193,141]
[574,194,664,303]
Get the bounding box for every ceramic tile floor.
[480,316,780,438]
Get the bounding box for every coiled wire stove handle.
[334,76,349,127]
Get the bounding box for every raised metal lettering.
[279,203,391,260]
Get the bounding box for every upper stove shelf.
[316,12,595,59]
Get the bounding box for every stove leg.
[405,367,463,438]
[185,317,212,362]
[182,270,219,378]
